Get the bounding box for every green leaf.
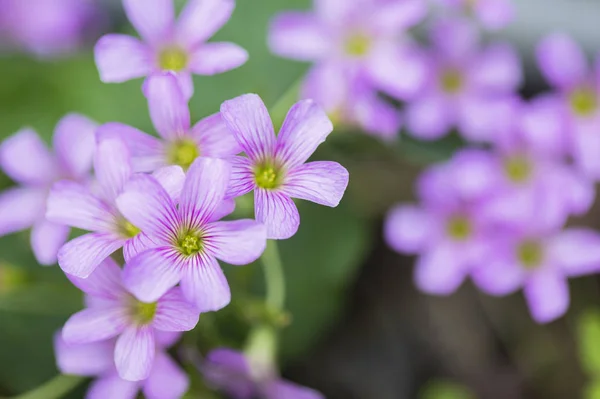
[584,381,600,399]
[420,380,475,399]
[577,310,600,376]
[277,198,372,360]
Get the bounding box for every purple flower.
[535,33,600,180]
[55,330,189,398]
[116,157,266,312]
[301,65,402,140]
[384,150,497,294]
[97,73,241,173]
[46,137,190,278]
[61,257,200,381]
[268,0,428,137]
[472,223,600,323]
[220,94,349,239]
[202,348,324,399]
[0,114,96,265]
[94,0,247,99]
[434,0,514,31]
[476,100,594,230]
[405,18,522,142]
[0,0,103,57]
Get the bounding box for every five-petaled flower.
[47,137,188,278]
[61,257,200,381]
[116,157,267,312]
[0,115,96,265]
[97,73,241,173]
[220,94,349,239]
[94,0,248,99]
[268,0,428,138]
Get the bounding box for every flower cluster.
[382,5,600,324]
[0,0,348,397]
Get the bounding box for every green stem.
[261,240,285,312]
[9,375,83,399]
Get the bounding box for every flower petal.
[62,307,129,344]
[46,180,116,232]
[469,42,522,92]
[414,243,467,295]
[255,189,300,240]
[58,233,125,278]
[203,349,253,398]
[518,95,568,158]
[152,165,185,203]
[405,94,453,140]
[177,0,235,47]
[115,326,156,381]
[211,199,236,221]
[220,94,275,161]
[225,156,255,199]
[180,157,231,228]
[352,91,402,140]
[53,114,97,179]
[471,255,525,296]
[67,256,125,300]
[117,174,179,242]
[549,229,600,277]
[123,0,174,44]
[180,254,231,312]
[475,0,514,30]
[276,99,333,168]
[142,351,189,399]
[264,380,325,399]
[430,17,479,62]
[153,287,200,331]
[536,33,587,89]
[189,42,248,75]
[573,122,600,180]
[370,0,426,33]
[87,373,140,399]
[384,205,433,254]
[123,232,158,262]
[145,73,190,141]
[524,269,570,323]
[0,128,58,185]
[31,219,69,265]
[94,34,152,83]
[204,220,266,265]
[367,44,428,101]
[95,138,133,203]
[0,188,45,236]
[54,332,115,376]
[189,112,242,157]
[123,247,183,303]
[282,161,348,207]
[268,12,329,61]
[96,123,165,173]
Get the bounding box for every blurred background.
[1,1,600,398]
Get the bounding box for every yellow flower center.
[344,33,371,57]
[158,46,188,72]
[446,215,472,241]
[517,240,543,269]
[570,87,597,117]
[503,156,532,184]
[168,139,199,170]
[179,233,203,256]
[440,69,463,93]
[254,163,281,189]
[119,219,141,238]
[131,299,157,325]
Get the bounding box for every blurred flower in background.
[0,0,105,57]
